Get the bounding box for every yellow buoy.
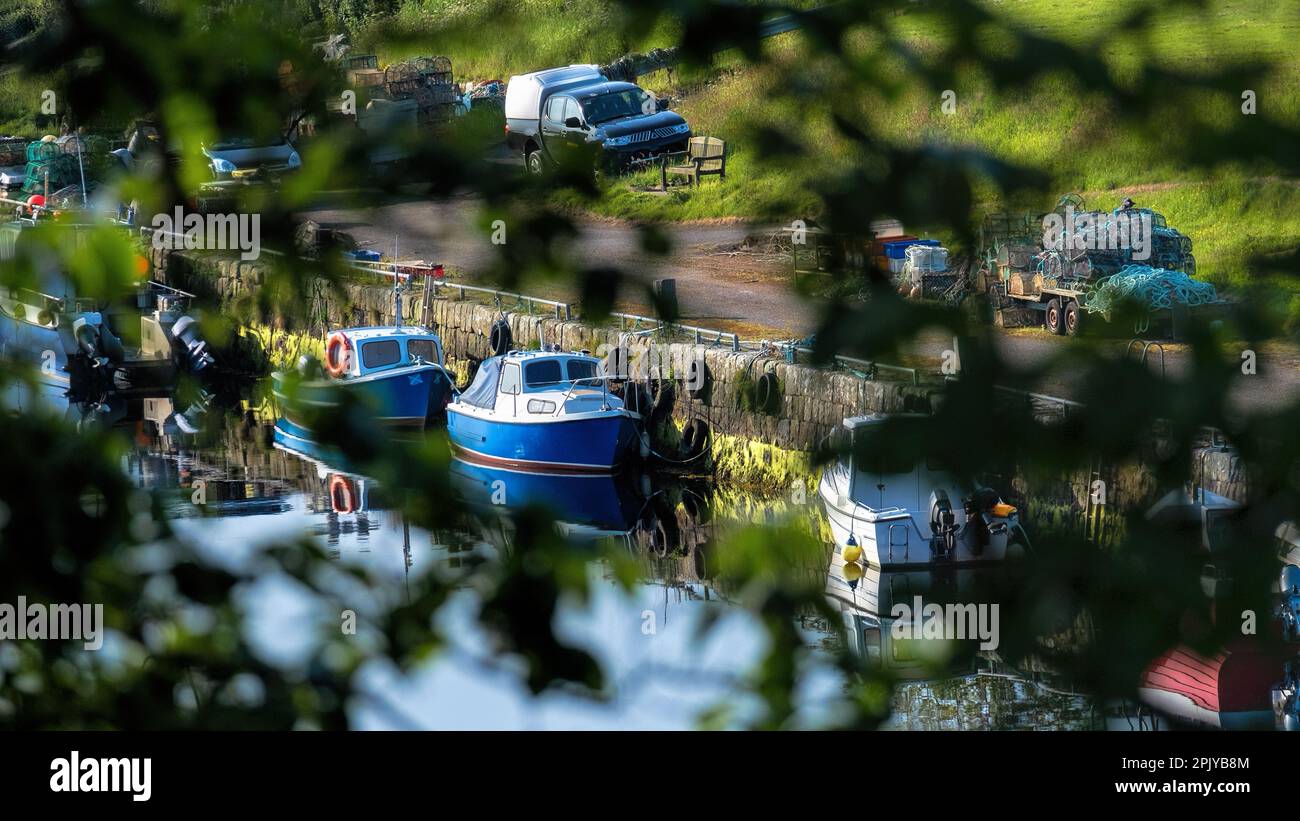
[842,561,864,583]
[843,543,863,564]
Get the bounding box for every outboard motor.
[961,487,1011,557]
[63,314,121,403]
[170,315,215,373]
[929,489,958,561]
[168,391,212,435]
[1275,663,1299,731]
[962,488,994,556]
[1280,565,1300,642]
[297,354,324,379]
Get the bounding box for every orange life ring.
[329,474,356,514]
[324,332,352,378]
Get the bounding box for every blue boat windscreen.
[524,359,563,387]
[567,359,597,382]
[408,338,440,364]
[361,339,401,368]
[461,358,500,408]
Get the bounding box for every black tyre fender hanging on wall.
[679,419,709,459]
[489,319,512,356]
[684,357,708,399]
[755,370,780,414]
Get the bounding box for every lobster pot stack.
[21,139,76,195]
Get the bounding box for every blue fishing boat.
[272,262,456,428]
[273,325,455,428]
[446,349,644,471]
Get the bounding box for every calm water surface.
[116,405,1128,731]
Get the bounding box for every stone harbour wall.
[157,249,1256,510]
[155,249,939,487]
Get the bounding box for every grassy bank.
[5,0,1299,319]
[355,2,1300,307]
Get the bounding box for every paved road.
[301,195,1300,412]
[303,195,814,338]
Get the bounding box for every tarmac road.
[301,194,814,338]
[301,194,1300,413]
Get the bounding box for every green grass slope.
[384,0,1298,316]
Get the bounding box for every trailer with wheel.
[997,268,1229,339]
[980,194,1213,338]
[1003,280,1089,336]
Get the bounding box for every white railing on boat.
[552,376,613,416]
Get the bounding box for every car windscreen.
[580,90,650,125]
[209,136,288,151]
[524,359,564,387]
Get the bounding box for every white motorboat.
[817,414,1027,567]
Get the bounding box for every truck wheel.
[1045,298,1065,335]
[526,149,545,175]
[1065,301,1081,336]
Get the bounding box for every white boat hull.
[818,462,1020,567]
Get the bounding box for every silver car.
[202,136,301,179]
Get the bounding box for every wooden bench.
[661,136,726,189]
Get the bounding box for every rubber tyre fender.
[624,382,652,416]
[648,378,673,420]
[755,371,780,413]
[488,319,512,356]
[679,419,709,460]
[684,357,708,399]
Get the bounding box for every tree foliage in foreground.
[1,0,1298,729]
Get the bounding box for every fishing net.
[1082,265,1217,319]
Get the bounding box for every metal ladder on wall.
[1125,338,1166,378]
[887,523,910,562]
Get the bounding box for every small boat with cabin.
[817,414,1027,567]
[273,325,455,429]
[446,348,644,472]
[271,269,455,430]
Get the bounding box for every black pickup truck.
[504,64,690,173]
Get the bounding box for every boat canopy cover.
[460,357,501,409]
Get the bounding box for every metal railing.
[550,375,613,415]
[7,209,929,387]
[337,258,575,319]
[607,310,922,385]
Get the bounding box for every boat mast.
[392,234,402,329]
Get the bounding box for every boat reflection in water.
[449,453,650,542]
[826,542,1006,680]
[824,543,1101,729]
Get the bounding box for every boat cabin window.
[499,362,521,395]
[851,438,913,476]
[524,359,564,388]
[407,338,439,363]
[567,359,598,382]
[361,339,402,369]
